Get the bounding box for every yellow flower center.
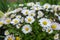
[25,27,29,31]
[31,14,33,16]
[45,6,48,8]
[6,19,11,23]
[43,21,47,25]
[0,22,3,25]
[8,37,12,40]
[28,18,32,22]
[51,24,57,29]
[26,11,28,15]
[5,31,9,35]
[54,35,58,39]
[14,20,18,24]
[16,37,20,40]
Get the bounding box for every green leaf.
[0,11,4,18]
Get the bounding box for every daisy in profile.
[4,13,11,17]
[20,17,24,23]
[22,24,32,34]
[43,3,51,9]
[27,2,35,6]
[51,22,60,30]
[23,7,27,10]
[31,5,43,10]
[37,11,44,18]
[21,9,29,16]
[10,14,16,18]
[11,18,20,25]
[4,34,15,40]
[19,4,24,6]
[39,18,51,27]
[16,23,22,29]
[46,28,53,34]
[28,10,36,17]
[25,16,35,24]
[16,15,21,19]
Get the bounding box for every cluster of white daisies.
[0,2,60,40]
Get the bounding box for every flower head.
[39,18,51,27]
[25,16,35,24]
[22,24,32,34]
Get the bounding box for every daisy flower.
[4,18,11,24]
[46,28,53,34]
[43,3,51,9]
[4,30,9,35]
[11,18,20,25]
[16,15,21,19]
[10,14,16,18]
[16,23,22,29]
[39,18,51,27]
[22,24,32,34]
[20,17,24,23]
[37,11,44,18]
[10,8,22,13]
[31,5,43,10]
[23,7,27,10]
[36,2,40,6]
[57,5,60,11]
[21,9,29,16]
[4,34,15,40]
[4,13,11,17]
[52,5,58,12]
[15,36,21,40]
[25,16,35,24]
[51,22,60,30]
[54,34,59,40]
[54,13,58,16]
[19,4,24,6]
